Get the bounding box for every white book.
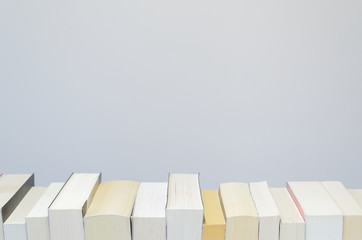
[287,181,343,240]
[322,181,362,240]
[219,182,258,240]
[349,189,362,208]
[49,173,101,240]
[0,174,34,240]
[132,182,168,240]
[26,182,64,240]
[3,187,46,240]
[249,181,280,240]
[270,188,305,240]
[166,173,203,240]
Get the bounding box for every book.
[219,182,258,240]
[166,173,203,240]
[0,174,34,240]
[49,173,101,240]
[201,190,225,240]
[132,182,168,240]
[287,181,343,240]
[26,182,64,240]
[249,181,280,240]
[84,180,140,240]
[3,187,46,240]
[322,181,362,240]
[270,188,305,240]
[349,189,362,208]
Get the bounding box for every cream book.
[219,182,258,240]
[201,190,225,240]
[287,181,343,240]
[84,180,140,240]
[49,173,101,240]
[166,173,204,240]
[0,174,34,240]
[132,182,167,240]
[322,181,362,240]
[270,188,305,240]
[349,189,362,208]
[249,181,280,240]
[3,187,46,240]
[26,182,64,240]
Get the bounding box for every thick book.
[49,173,101,240]
[26,182,64,240]
[3,187,46,240]
[201,190,225,240]
[166,173,204,240]
[349,189,362,208]
[84,180,140,240]
[219,182,258,240]
[0,174,34,240]
[322,181,362,240]
[249,181,280,240]
[287,181,343,240]
[132,182,167,240]
[270,188,305,240]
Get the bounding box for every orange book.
[201,190,225,240]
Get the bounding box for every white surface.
[287,182,343,240]
[1,0,362,190]
[249,181,280,240]
[166,174,203,240]
[132,182,167,218]
[26,182,64,240]
[132,182,167,240]
[4,187,47,240]
[49,173,100,240]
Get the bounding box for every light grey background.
[1,0,361,189]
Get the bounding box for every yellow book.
[84,180,140,240]
[219,182,258,240]
[201,190,225,240]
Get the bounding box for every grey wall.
[1,0,361,189]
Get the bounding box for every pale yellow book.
[348,189,362,209]
[84,180,140,240]
[0,174,34,240]
[219,182,258,240]
[201,190,225,240]
[270,188,305,240]
[322,182,362,240]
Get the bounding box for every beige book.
[0,174,34,240]
[4,187,46,240]
[49,173,101,240]
[322,181,362,240]
[201,190,225,240]
[287,181,343,240]
[132,182,167,240]
[219,182,258,240]
[84,180,140,240]
[349,189,362,208]
[249,181,280,240]
[26,182,64,240]
[166,173,204,240]
[270,188,305,240]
